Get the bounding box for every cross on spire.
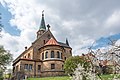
[42,10,44,14]
[42,10,44,16]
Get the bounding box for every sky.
[0,0,120,60]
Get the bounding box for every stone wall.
[41,71,65,77]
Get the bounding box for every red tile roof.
[99,60,108,66]
[45,37,60,46]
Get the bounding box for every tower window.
[28,53,30,59]
[42,53,44,60]
[51,51,54,58]
[57,51,60,58]
[45,51,48,59]
[51,64,55,69]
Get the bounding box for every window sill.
[43,58,63,61]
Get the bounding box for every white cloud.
[106,11,120,27]
[0,30,20,58]
[115,39,120,46]
[0,0,120,60]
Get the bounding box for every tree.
[72,64,99,80]
[0,46,13,71]
[0,46,12,80]
[64,56,90,75]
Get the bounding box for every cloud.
[0,0,120,58]
[116,39,120,46]
[105,11,120,34]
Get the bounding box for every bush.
[0,77,3,80]
[0,71,3,80]
[64,56,90,75]
[106,66,114,74]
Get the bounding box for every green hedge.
[0,77,3,80]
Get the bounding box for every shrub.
[64,56,90,75]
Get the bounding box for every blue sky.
[0,0,120,58]
[93,33,120,49]
[0,4,20,36]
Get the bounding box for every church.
[13,12,72,78]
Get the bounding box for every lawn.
[100,74,120,80]
[28,74,120,80]
[28,76,70,80]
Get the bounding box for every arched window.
[51,51,54,58]
[42,53,44,60]
[45,51,48,59]
[28,53,30,59]
[62,65,64,70]
[57,51,60,58]
[61,53,63,59]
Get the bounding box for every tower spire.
[39,10,46,31]
[66,38,69,46]
[37,10,46,38]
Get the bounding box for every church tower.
[37,11,46,38]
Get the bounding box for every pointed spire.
[39,10,46,31]
[66,38,69,46]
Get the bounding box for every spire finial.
[42,10,44,16]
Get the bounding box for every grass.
[28,76,70,80]
[28,74,120,80]
[100,74,120,80]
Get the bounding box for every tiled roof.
[100,60,108,66]
[45,37,60,46]
[58,42,71,48]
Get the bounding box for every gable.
[32,30,56,49]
